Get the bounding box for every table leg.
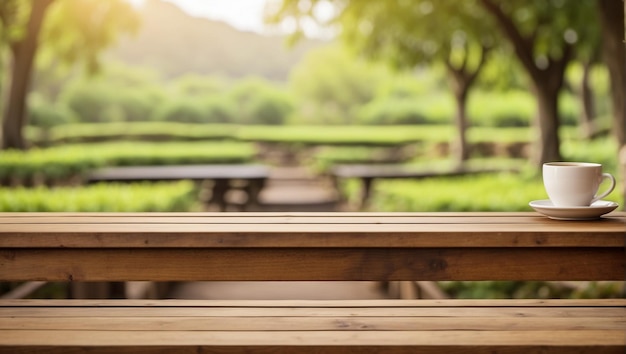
[360,177,374,209]
[210,179,230,211]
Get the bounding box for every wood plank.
[1,248,622,281]
[1,223,624,248]
[0,330,623,347]
[2,298,625,307]
[0,345,621,354]
[0,211,549,218]
[0,213,623,224]
[1,316,622,331]
[1,305,623,318]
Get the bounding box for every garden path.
[174,166,389,300]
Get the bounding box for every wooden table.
[1,212,623,282]
[0,212,624,353]
[86,164,270,210]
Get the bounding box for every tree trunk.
[1,0,54,150]
[444,46,488,168]
[480,0,568,167]
[597,0,625,149]
[451,81,470,166]
[578,61,596,139]
[533,83,562,164]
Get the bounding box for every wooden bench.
[331,164,515,207]
[0,212,624,353]
[86,164,270,211]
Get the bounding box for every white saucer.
[529,200,619,220]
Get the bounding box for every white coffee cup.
[543,162,616,207]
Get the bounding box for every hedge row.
[0,141,256,186]
[0,181,198,212]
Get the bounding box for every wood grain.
[2,247,623,281]
[0,300,623,353]
[1,213,624,353]
[0,212,624,248]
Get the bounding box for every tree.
[288,45,388,125]
[268,0,494,165]
[0,0,139,150]
[480,0,598,165]
[1,0,54,150]
[596,0,625,150]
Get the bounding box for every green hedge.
[238,125,450,146]
[28,122,585,148]
[362,171,623,212]
[27,122,237,145]
[0,141,256,186]
[0,181,198,212]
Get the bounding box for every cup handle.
[591,173,616,204]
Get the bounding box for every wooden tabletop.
[1,212,624,282]
[0,299,624,352]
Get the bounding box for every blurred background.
[0,0,624,300]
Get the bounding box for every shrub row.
[29,122,585,148]
[0,181,198,212]
[0,142,256,186]
[358,169,622,213]
[28,122,237,146]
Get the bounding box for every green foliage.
[439,281,624,299]
[344,135,622,212]
[366,172,550,212]
[312,146,416,173]
[288,45,389,124]
[0,141,256,185]
[31,122,238,145]
[202,97,237,124]
[154,98,208,124]
[237,125,430,146]
[227,77,293,125]
[561,136,619,172]
[174,74,230,97]
[0,146,105,185]
[60,79,160,123]
[28,93,76,128]
[91,141,256,166]
[38,0,140,74]
[0,181,198,212]
[357,98,441,125]
[468,90,534,127]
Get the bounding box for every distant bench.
[0,212,624,353]
[86,164,270,211]
[331,164,516,207]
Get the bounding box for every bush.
[60,80,161,123]
[357,99,433,125]
[244,92,292,125]
[0,147,105,186]
[0,141,256,186]
[61,83,118,123]
[28,95,76,129]
[228,78,293,125]
[203,96,236,123]
[468,90,534,127]
[0,181,198,212]
[154,98,208,123]
[367,173,550,212]
[33,122,238,145]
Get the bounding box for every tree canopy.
[0,0,139,149]
[268,0,620,166]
